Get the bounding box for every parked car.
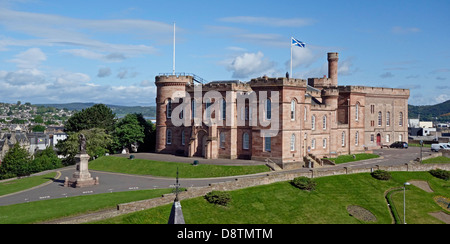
[431,143,450,152]
[389,141,408,149]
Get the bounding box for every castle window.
[205,99,212,119]
[191,99,196,119]
[378,111,382,126]
[243,133,249,149]
[386,111,390,126]
[266,99,271,120]
[323,115,327,130]
[311,115,316,130]
[221,98,226,121]
[220,132,225,148]
[166,99,172,118]
[181,130,185,145]
[399,112,403,126]
[166,129,172,145]
[355,131,359,146]
[290,134,295,151]
[304,106,307,121]
[341,132,345,146]
[386,134,390,143]
[291,99,296,120]
[355,103,359,121]
[264,136,271,152]
[323,138,327,149]
[311,138,316,149]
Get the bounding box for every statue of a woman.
[79,133,87,154]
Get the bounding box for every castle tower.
[327,52,339,86]
[155,75,192,153]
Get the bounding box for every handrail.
[158,72,209,84]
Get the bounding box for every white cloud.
[8,47,46,69]
[225,51,277,79]
[0,8,166,56]
[435,94,450,104]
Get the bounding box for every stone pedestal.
[65,153,99,188]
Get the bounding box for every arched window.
[290,134,296,151]
[355,131,359,145]
[266,99,271,120]
[386,111,390,126]
[399,112,403,126]
[311,115,316,130]
[191,99,196,118]
[205,98,212,119]
[323,115,327,130]
[291,99,296,120]
[378,111,382,126]
[221,98,226,121]
[243,133,249,149]
[166,129,172,145]
[166,99,172,118]
[341,132,345,146]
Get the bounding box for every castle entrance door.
[376,133,381,146]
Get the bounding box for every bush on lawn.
[291,176,317,191]
[204,191,231,206]
[429,169,449,181]
[371,170,391,181]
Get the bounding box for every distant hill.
[36,102,156,118]
[408,100,450,122]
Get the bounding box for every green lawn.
[0,188,174,224]
[89,156,270,178]
[422,156,450,164]
[327,153,380,164]
[0,172,57,196]
[95,171,450,224]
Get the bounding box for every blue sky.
[0,0,449,106]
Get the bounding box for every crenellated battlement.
[338,85,410,96]
[250,76,307,88]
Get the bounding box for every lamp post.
[403,182,410,224]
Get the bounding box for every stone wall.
[117,162,450,213]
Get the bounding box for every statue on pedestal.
[64,133,99,188]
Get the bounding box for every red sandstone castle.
[155,52,409,169]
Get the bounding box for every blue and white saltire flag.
[290,37,306,77]
[291,37,306,48]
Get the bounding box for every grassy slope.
[89,156,270,178]
[96,171,449,224]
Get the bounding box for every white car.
[431,143,450,152]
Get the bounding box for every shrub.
[371,170,391,181]
[204,191,231,206]
[291,176,317,191]
[429,169,449,181]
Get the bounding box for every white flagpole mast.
[290,37,293,78]
[173,22,176,75]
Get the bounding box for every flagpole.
[290,37,293,78]
[173,22,176,75]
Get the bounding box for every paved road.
[0,146,429,207]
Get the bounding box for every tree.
[0,143,31,179]
[31,125,46,132]
[112,113,145,152]
[64,104,116,133]
[31,146,62,172]
[56,128,112,165]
